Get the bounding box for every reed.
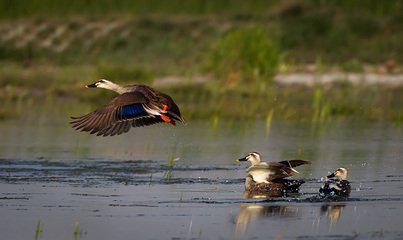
[265,109,274,138]
[34,220,44,240]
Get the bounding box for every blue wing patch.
[119,104,147,119]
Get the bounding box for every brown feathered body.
[244,175,305,198]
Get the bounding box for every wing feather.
[70,88,183,136]
[70,92,151,135]
[278,160,310,168]
[247,160,309,181]
[95,116,164,137]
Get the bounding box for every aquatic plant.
[163,150,176,180]
[179,192,184,201]
[73,222,87,240]
[17,83,403,122]
[211,114,219,130]
[265,109,274,138]
[35,220,44,240]
[312,87,330,124]
[73,222,79,239]
[396,113,403,128]
[163,171,172,180]
[312,87,322,123]
[166,149,176,168]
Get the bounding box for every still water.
[0,102,402,239]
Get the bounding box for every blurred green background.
[0,0,402,123]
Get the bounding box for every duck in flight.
[70,79,185,136]
[237,152,310,196]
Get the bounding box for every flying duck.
[70,79,185,136]
[237,152,310,195]
[319,167,351,198]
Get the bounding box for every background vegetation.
[0,0,402,122]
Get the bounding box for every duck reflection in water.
[235,203,299,236]
[320,204,346,227]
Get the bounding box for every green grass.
[0,0,400,19]
[0,1,401,70]
[208,27,279,86]
[0,0,280,18]
[1,71,402,123]
[0,1,402,123]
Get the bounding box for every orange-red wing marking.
[161,115,175,126]
[161,115,170,122]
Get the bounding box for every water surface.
[0,102,402,239]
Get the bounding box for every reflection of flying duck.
[319,167,351,198]
[237,152,310,196]
[70,79,185,136]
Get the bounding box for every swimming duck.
[319,167,351,198]
[70,79,185,136]
[237,152,310,195]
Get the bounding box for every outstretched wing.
[246,163,285,181]
[247,160,310,181]
[278,160,311,168]
[95,116,164,137]
[70,92,161,136]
